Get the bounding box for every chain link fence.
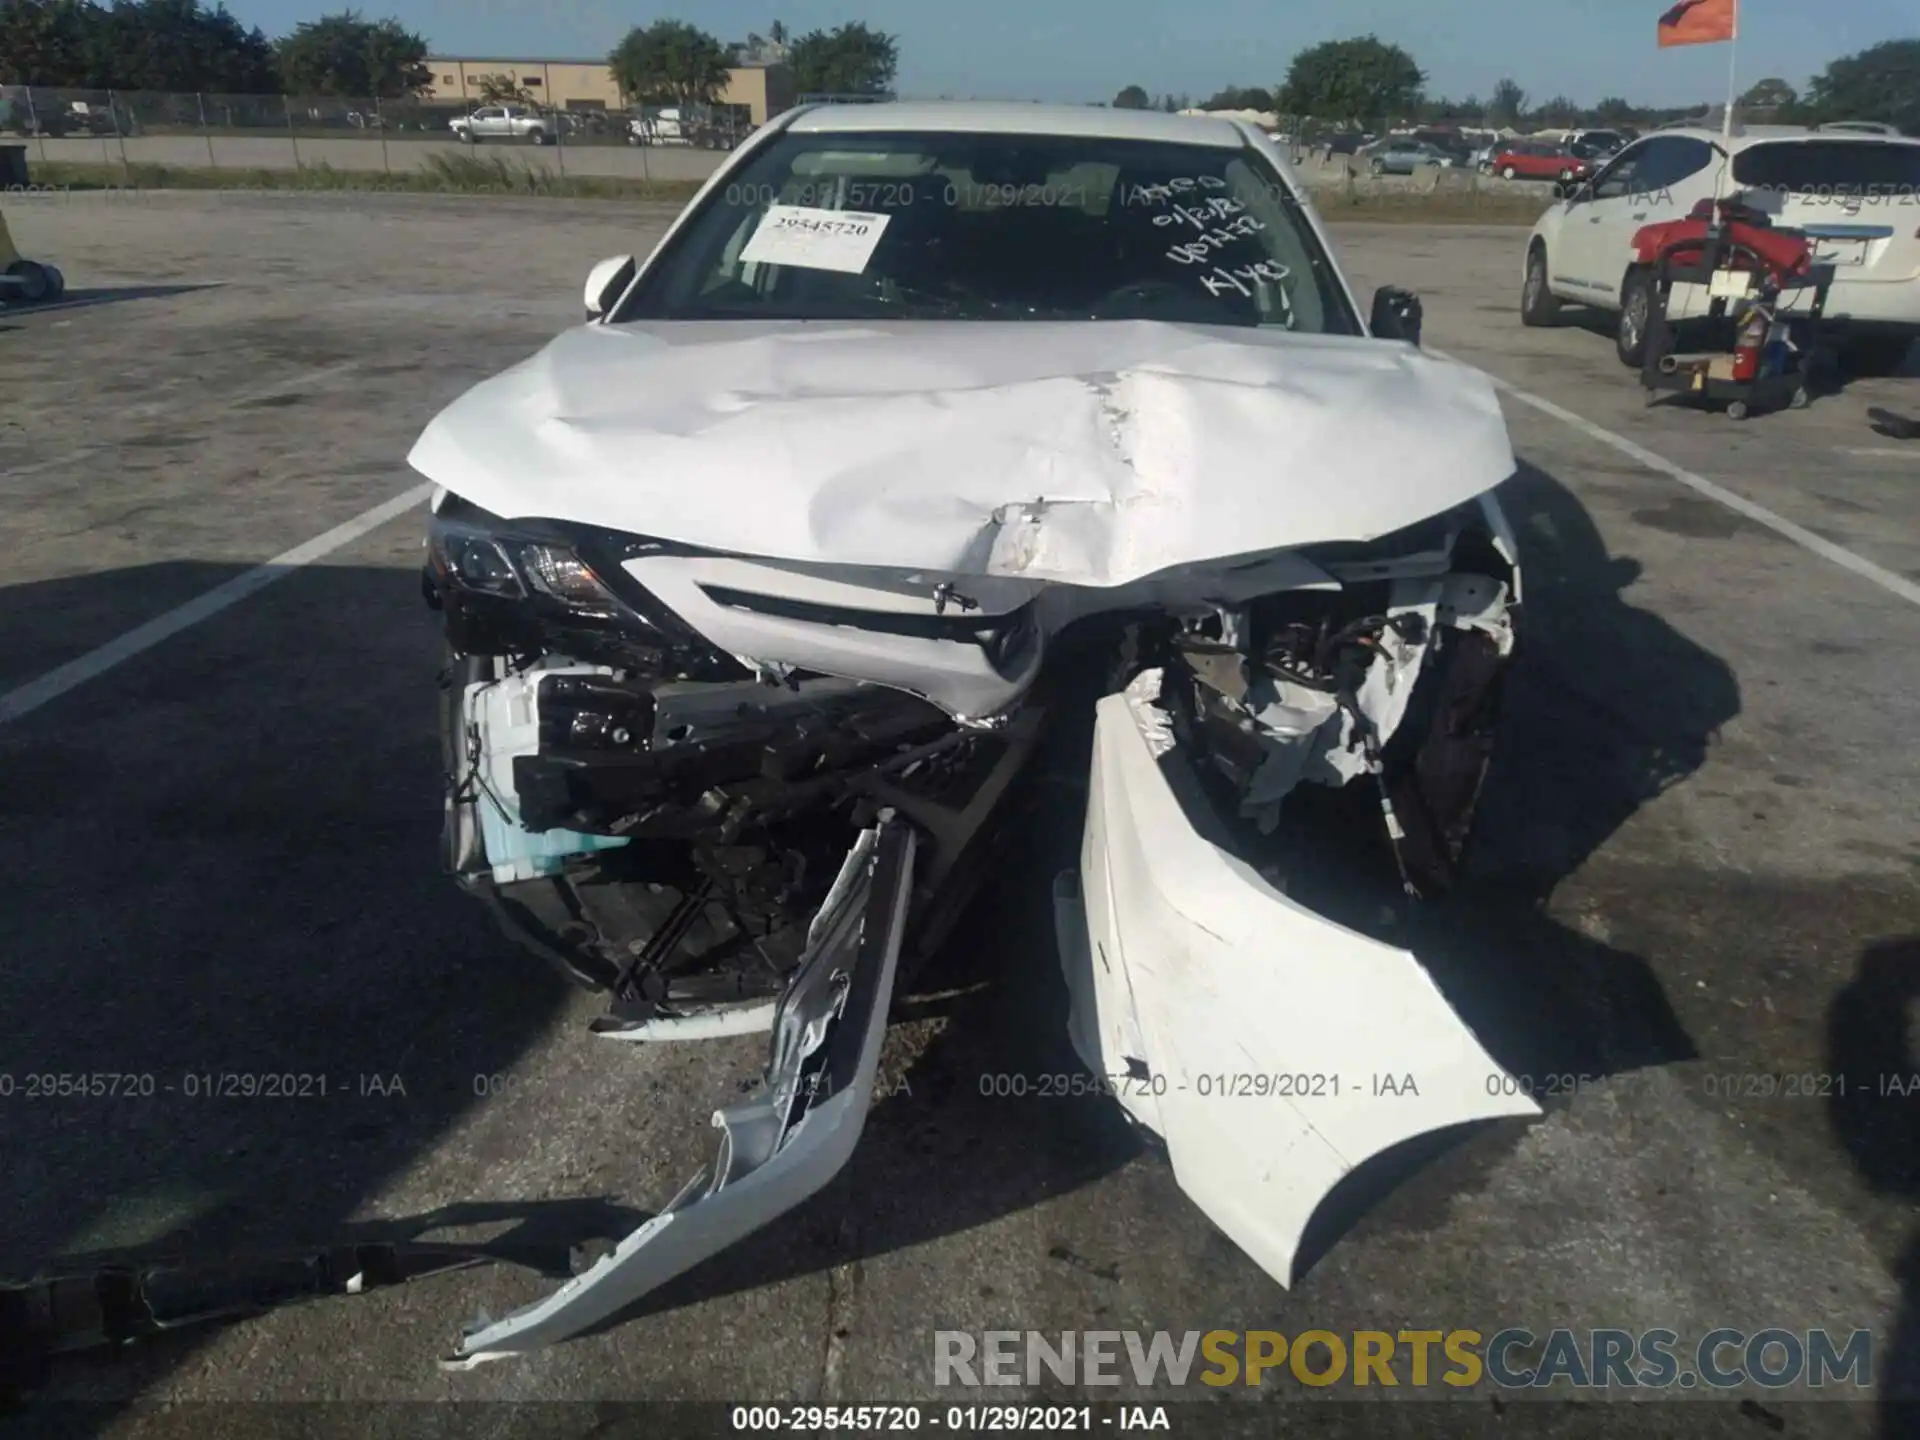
[0,85,739,184]
[0,85,1555,215]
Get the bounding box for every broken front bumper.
[445,814,918,1367]
[439,680,1537,1366]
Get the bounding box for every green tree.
[0,0,100,86]
[1738,77,1796,111]
[1201,84,1273,112]
[1801,40,1918,133]
[1528,94,1581,128]
[1111,83,1150,109]
[769,19,788,45]
[1157,92,1190,113]
[1276,35,1424,129]
[99,0,279,92]
[609,19,730,107]
[1488,77,1527,127]
[1422,93,1485,122]
[275,9,429,97]
[789,21,897,96]
[0,0,278,90]
[1593,96,1638,124]
[474,72,534,104]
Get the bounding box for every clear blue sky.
[224,1,1916,107]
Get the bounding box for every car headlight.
[430,517,624,615]
[514,543,621,611]
[440,531,525,598]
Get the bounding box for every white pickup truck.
[449,105,554,146]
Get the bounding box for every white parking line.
[1842,447,1913,460]
[0,484,432,727]
[1430,347,1920,610]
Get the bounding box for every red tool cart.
[1634,196,1839,421]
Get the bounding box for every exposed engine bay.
[428,490,1516,1023]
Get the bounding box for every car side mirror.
[584,254,637,320]
[1370,285,1423,347]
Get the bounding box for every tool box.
[1635,197,1840,421]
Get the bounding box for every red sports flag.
[1658,0,1737,47]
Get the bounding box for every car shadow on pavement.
[0,560,580,1404]
[1824,936,1920,1434]
[0,283,220,321]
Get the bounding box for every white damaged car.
[408,101,1540,1366]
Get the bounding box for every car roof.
[784,100,1247,148]
[1648,124,1920,151]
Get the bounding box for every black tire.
[5,259,50,303]
[1521,244,1561,326]
[1839,336,1913,378]
[527,129,547,146]
[1501,164,1517,180]
[1617,267,1654,369]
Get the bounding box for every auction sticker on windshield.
[740,205,892,274]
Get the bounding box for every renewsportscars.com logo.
[933,1328,1874,1391]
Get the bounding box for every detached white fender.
[1055,690,1539,1287]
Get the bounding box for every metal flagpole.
[1722,0,1740,138]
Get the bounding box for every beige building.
[423,55,796,126]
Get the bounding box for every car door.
[1634,137,1725,318]
[468,106,503,138]
[1556,137,1712,303]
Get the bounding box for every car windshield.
[1732,140,1920,193]
[616,129,1360,332]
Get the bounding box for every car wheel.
[1617,267,1655,368]
[1839,336,1913,378]
[1501,165,1517,180]
[5,259,51,303]
[1558,168,1574,181]
[1370,160,1384,175]
[1521,245,1561,327]
[528,129,547,146]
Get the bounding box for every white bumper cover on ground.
[1055,689,1541,1286]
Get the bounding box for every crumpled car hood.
[407,319,1514,588]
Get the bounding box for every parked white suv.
[1521,125,1920,374]
[449,104,554,146]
